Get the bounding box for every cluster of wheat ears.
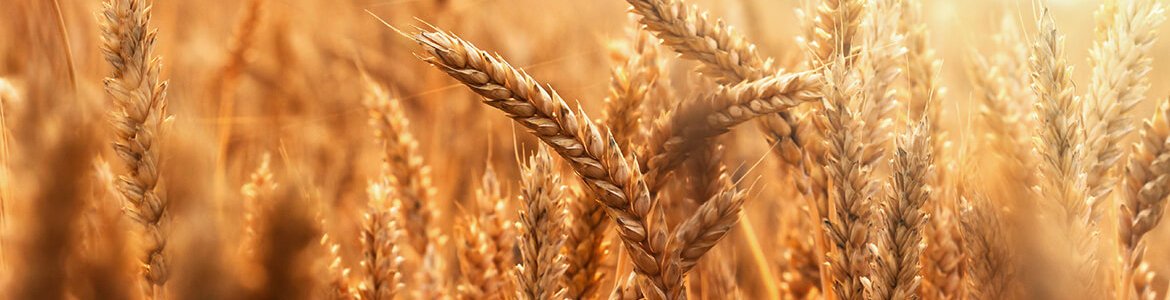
[4,0,1170,299]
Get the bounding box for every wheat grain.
[920,194,965,300]
[320,233,356,300]
[98,0,173,296]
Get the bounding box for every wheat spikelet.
[98,0,173,295]
[358,181,405,300]
[1028,9,1099,299]
[603,17,662,152]
[514,146,568,300]
[1083,0,1165,217]
[412,28,675,298]
[1121,97,1170,299]
[869,117,932,300]
[363,76,438,255]
[857,0,903,154]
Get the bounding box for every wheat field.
[3,0,1170,299]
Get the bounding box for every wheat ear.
[1121,97,1170,299]
[1083,0,1165,218]
[240,154,274,258]
[624,0,811,173]
[412,27,671,298]
[561,184,610,300]
[1029,9,1099,299]
[640,72,823,194]
[802,0,866,68]
[968,22,1036,198]
[358,181,405,300]
[98,0,172,296]
[457,166,513,300]
[320,233,355,299]
[821,57,879,300]
[515,147,568,300]
[362,76,438,255]
[961,194,1015,300]
[869,117,933,300]
[664,168,745,299]
[603,17,662,152]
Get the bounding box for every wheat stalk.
[514,147,568,300]
[1121,97,1170,299]
[98,0,173,296]
[869,117,932,300]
